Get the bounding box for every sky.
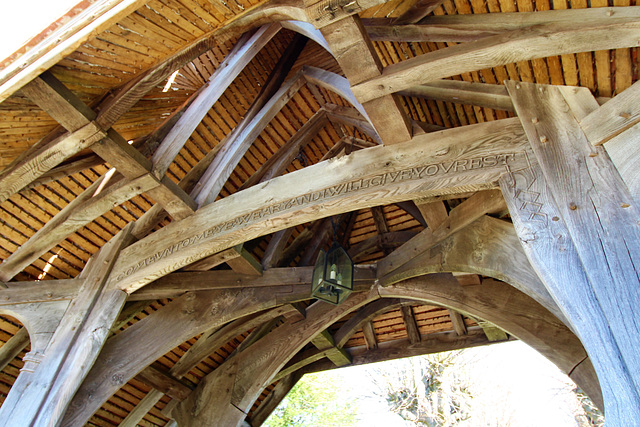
[0,0,80,62]
[296,341,596,427]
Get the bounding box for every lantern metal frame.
[311,241,354,305]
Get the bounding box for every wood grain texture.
[365,7,640,42]
[400,80,514,112]
[195,72,307,206]
[353,18,640,103]
[172,289,379,427]
[150,25,280,177]
[0,172,157,282]
[378,189,506,277]
[0,224,133,426]
[581,79,640,146]
[379,215,566,327]
[504,80,640,422]
[378,276,597,402]
[61,286,312,427]
[110,118,529,294]
[0,327,29,373]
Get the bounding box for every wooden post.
[502,80,640,423]
[0,223,134,426]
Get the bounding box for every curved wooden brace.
[379,276,601,408]
[379,215,568,327]
[60,285,312,426]
[281,21,332,54]
[352,17,640,103]
[171,289,380,426]
[0,301,69,360]
[171,274,598,427]
[115,307,294,427]
[110,117,529,293]
[302,66,372,124]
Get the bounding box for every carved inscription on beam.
[110,118,528,293]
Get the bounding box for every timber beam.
[8,72,196,220]
[303,328,503,375]
[108,117,529,294]
[378,189,506,277]
[364,7,640,42]
[0,224,134,426]
[502,80,640,423]
[320,15,413,145]
[352,15,640,104]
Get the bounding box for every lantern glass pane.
[311,249,326,295]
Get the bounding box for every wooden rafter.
[365,7,640,42]
[321,15,413,145]
[352,16,640,103]
[378,189,506,277]
[110,118,528,293]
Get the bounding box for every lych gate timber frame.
[0,0,639,425]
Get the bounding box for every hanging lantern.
[311,241,354,305]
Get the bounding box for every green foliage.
[264,373,359,427]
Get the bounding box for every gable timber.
[0,0,639,425]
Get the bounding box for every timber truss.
[0,0,639,425]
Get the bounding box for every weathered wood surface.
[0,279,79,305]
[0,301,69,360]
[393,0,446,25]
[134,365,192,401]
[580,78,640,146]
[248,372,301,427]
[305,328,499,374]
[124,306,296,427]
[503,80,640,422]
[119,389,165,427]
[400,306,421,344]
[301,66,372,125]
[0,0,148,103]
[399,80,514,112]
[195,72,307,206]
[352,18,640,103]
[378,276,599,406]
[348,230,418,262]
[150,24,280,177]
[0,224,133,426]
[324,104,382,143]
[172,289,379,427]
[603,126,640,206]
[576,81,640,205]
[109,118,528,293]
[61,286,314,427]
[449,310,468,336]
[320,15,412,145]
[362,321,378,349]
[241,109,329,190]
[378,189,506,277]
[365,7,640,42]
[131,265,375,300]
[334,298,409,347]
[0,122,105,205]
[0,0,395,105]
[0,327,30,373]
[0,172,157,282]
[379,215,566,327]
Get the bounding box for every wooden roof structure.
[0,0,639,425]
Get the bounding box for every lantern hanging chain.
[330,216,339,242]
